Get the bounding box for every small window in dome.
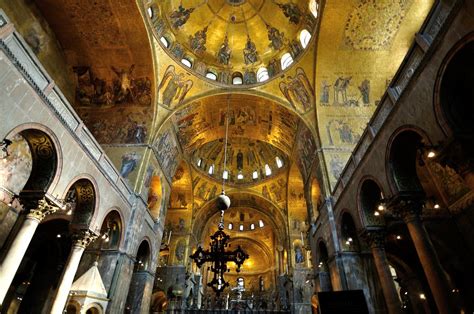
[208,164,214,175]
[206,72,217,80]
[223,170,229,180]
[264,164,272,176]
[281,53,293,70]
[237,172,244,180]
[228,223,233,230]
[160,37,169,48]
[181,58,192,68]
[232,73,243,85]
[257,67,269,82]
[259,220,264,228]
[197,158,202,167]
[250,223,255,230]
[252,170,258,179]
[147,7,154,19]
[239,224,244,231]
[300,29,312,49]
[276,156,283,168]
[309,0,319,18]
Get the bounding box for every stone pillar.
[388,195,453,314]
[361,228,402,314]
[50,230,97,314]
[0,198,61,305]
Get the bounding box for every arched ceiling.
[147,0,318,85]
[171,94,299,156]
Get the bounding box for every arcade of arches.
[0,0,473,313]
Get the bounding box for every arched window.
[275,156,283,168]
[264,164,272,176]
[208,164,214,175]
[206,72,217,80]
[160,37,169,48]
[257,67,269,82]
[232,73,243,85]
[258,219,264,228]
[281,53,293,70]
[252,170,258,179]
[181,58,192,68]
[300,29,312,49]
[309,0,318,18]
[222,170,229,180]
[147,7,154,19]
[250,223,255,230]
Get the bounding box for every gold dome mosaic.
[146,0,319,86]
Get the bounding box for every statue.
[169,5,194,29]
[243,36,258,65]
[158,65,193,108]
[217,35,232,65]
[267,25,285,50]
[189,26,208,54]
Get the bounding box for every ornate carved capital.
[72,230,98,249]
[27,197,61,221]
[437,138,474,178]
[386,193,424,224]
[360,228,386,249]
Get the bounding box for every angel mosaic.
[158,65,193,109]
[217,35,232,65]
[277,3,302,24]
[279,68,314,113]
[243,36,258,65]
[267,25,285,50]
[169,5,194,29]
[189,26,208,54]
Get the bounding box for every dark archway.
[388,131,424,193]
[2,219,71,313]
[359,179,385,227]
[316,241,332,292]
[125,240,152,313]
[440,40,474,137]
[340,212,360,252]
[66,178,97,231]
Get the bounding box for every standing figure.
[236,150,244,170]
[358,79,370,105]
[267,24,285,50]
[112,65,135,103]
[189,26,208,54]
[217,35,232,65]
[243,36,258,65]
[320,80,331,105]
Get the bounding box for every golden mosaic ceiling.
[147,0,318,85]
[191,138,288,186]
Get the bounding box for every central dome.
[146,0,318,86]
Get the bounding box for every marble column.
[0,198,61,305]
[388,195,453,314]
[362,228,402,314]
[50,230,97,314]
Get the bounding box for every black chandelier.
[190,94,249,296]
[190,211,248,295]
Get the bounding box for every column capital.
[72,230,98,249]
[437,138,474,177]
[386,193,425,223]
[26,197,61,222]
[360,228,386,249]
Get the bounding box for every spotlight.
[427,151,436,158]
[377,204,385,211]
[396,235,401,240]
[56,234,62,238]
[434,203,440,209]
[419,293,426,300]
[374,211,380,216]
